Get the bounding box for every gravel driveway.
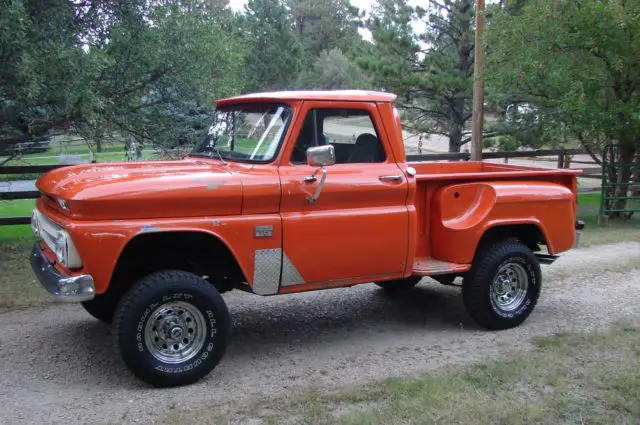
[1,242,639,425]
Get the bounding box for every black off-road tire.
[375,276,422,291]
[113,270,231,387]
[463,241,541,330]
[82,295,118,323]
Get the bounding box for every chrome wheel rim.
[490,262,529,313]
[144,301,206,364]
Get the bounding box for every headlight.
[53,229,82,268]
[53,231,68,265]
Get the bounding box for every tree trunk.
[609,144,636,218]
[453,0,472,155]
[449,123,463,153]
[633,152,640,197]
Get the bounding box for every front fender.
[37,199,281,294]
[430,181,576,264]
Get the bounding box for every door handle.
[304,176,317,183]
[379,175,403,182]
[307,168,328,204]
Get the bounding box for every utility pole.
[470,0,485,161]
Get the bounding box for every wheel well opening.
[107,232,246,301]
[476,224,546,256]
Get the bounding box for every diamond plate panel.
[252,249,282,295]
[281,253,305,286]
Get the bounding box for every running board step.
[413,257,471,276]
[535,254,559,265]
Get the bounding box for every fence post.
[633,153,640,196]
[598,146,609,226]
[557,150,565,169]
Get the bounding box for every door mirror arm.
[305,145,335,204]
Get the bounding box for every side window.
[290,109,386,164]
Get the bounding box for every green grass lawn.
[0,199,35,217]
[0,199,36,243]
[1,149,154,166]
[0,135,161,169]
[220,136,274,156]
[0,141,160,182]
[578,192,603,206]
[576,193,640,246]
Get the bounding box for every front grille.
[33,208,62,253]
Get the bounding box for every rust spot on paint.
[206,181,225,190]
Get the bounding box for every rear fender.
[430,181,576,264]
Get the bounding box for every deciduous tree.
[486,0,640,216]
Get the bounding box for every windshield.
[191,104,292,163]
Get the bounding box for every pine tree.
[364,0,475,152]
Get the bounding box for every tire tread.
[113,270,230,387]
[463,241,541,330]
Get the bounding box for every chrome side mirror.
[304,145,335,204]
[306,145,336,167]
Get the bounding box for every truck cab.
[30,90,582,387]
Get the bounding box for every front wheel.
[463,241,541,330]
[113,270,231,387]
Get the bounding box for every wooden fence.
[0,148,600,227]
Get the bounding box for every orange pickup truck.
[30,90,583,387]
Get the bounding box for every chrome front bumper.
[30,243,95,302]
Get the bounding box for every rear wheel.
[463,241,541,330]
[374,276,422,291]
[113,270,230,387]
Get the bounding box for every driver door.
[278,101,410,290]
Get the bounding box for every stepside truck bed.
[405,160,582,273]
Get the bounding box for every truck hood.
[36,160,242,220]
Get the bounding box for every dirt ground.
[1,241,639,425]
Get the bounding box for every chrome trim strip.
[30,244,95,302]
